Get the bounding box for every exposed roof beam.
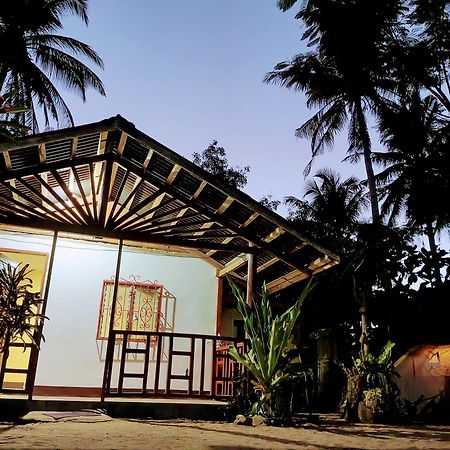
[217,254,247,277]
[0,216,258,254]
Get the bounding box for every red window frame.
[96,280,164,341]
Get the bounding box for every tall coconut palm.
[286,168,367,252]
[0,0,105,130]
[267,0,406,224]
[375,93,450,282]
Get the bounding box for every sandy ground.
[1,415,450,449]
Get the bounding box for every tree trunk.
[425,220,442,286]
[362,142,381,225]
[359,297,369,356]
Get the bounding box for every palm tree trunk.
[362,143,381,225]
[359,297,369,356]
[425,221,442,286]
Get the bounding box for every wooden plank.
[143,149,154,170]
[0,216,257,253]
[71,166,94,222]
[0,182,56,222]
[15,177,71,223]
[154,335,162,394]
[106,168,130,226]
[264,227,284,243]
[166,164,181,185]
[118,196,178,231]
[217,196,234,215]
[200,338,206,395]
[38,144,46,164]
[266,270,308,294]
[109,178,143,224]
[0,117,119,153]
[51,169,92,224]
[117,334,128,395]
[117,132,128,156]
[88,162,99,222]
[188,337,195,395]
[34,173,84,224]
[218,254,247,277]
[112,188,165,229]
[99,158,113,226]
[70,137,78,159]
[0,153,107,183]
[192,180,207,200]
[166,335,174,394]
[266,257,334,293]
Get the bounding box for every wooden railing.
[102,330,247,399]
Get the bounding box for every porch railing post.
[27,230,58,400]
[101,238,123,401]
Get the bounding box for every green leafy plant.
[0,262,46,353]
[228,280,315,420]
[340,341,401,422]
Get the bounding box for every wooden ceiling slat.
[119,198,183,231]
[106,168,130,226]
[0,153,107,183]
[70,137,78,159]
[142,215,213,235]
[217,254,247,277]
[0,185,54,222]
[72,166,94,223]
[35,173,84,225]
[38,144,46,164]
[51,169,91,225]
[15,176,73,224]
[117,132,128,156]
[88,162,99,222]
[0,118,339,292]
[109,177,143,224]
[164,225,228,238]
[112,187,165,230]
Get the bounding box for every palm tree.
[286,168,367,252]
[267,0,406,224]
[0,0,105,130]
[375,94,450,283]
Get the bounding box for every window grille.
[97,280,164,341]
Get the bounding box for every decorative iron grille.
[97,277,174,342]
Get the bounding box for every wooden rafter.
[0,116,339,293]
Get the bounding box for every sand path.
[1,417,450,449]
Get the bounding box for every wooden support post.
[101,239,123,401]
[27,230,58,400]
[246,245,257,308]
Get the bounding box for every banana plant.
[0,262,47,354]
[229,279,315,417]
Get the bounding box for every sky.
[60,0,366,216]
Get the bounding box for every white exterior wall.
[0,231,218,390]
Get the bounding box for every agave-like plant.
[0,262,46,353]
[229,280,314,418]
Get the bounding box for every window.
[96,280,164,341]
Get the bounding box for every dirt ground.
[1,415,450,449]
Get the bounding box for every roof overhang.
[0,115,339,293]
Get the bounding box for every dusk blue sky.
[61,0,366,216]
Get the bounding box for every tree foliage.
[0,0,105,130]
[193,140,250,189]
